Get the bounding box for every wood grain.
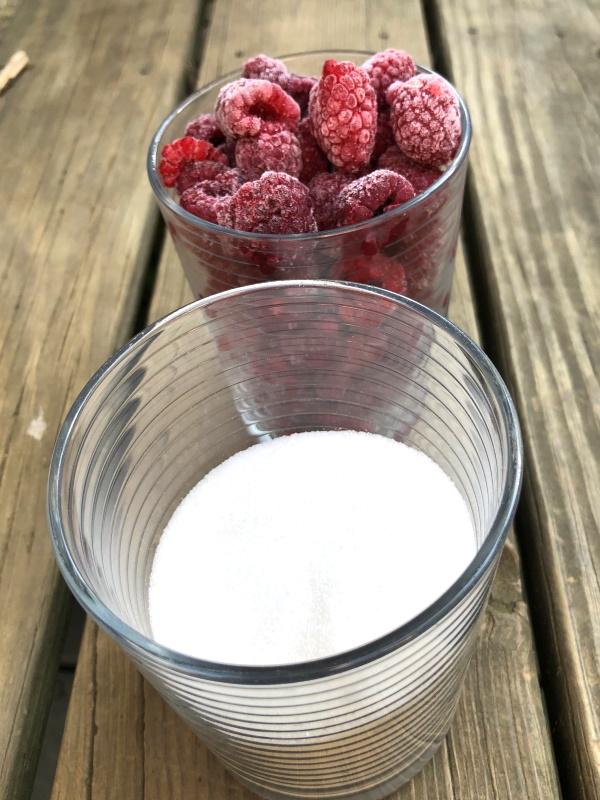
[429,0,600,796]
[0,0,201,797]
[51,1,560,798]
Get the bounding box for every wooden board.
[429,0,600,796]
[0,0,202,797]
[50,1,560,798]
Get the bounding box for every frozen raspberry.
[175,160,227,194]
[158,137,229,188]
[242,54,288,84]
[214,172,317,234]
[235,128,301,181]
[390,74,461,166]
[338,253,408,295]
[180,186,221,223]
[296,118,328,183]
[242,54,316,114]
[335,169,415,227]
[362,49,415,106]
[184,113,226,147]
[377,145,441,194]
[179,167,243,223]
[371,110,395,163]
[308,172,354,230]
[309,59,377,172]
[215,78,300,139]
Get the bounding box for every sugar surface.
[149,430,476,665]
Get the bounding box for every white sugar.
[148,430,476,665]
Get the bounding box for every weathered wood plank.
[428,0,600,796]
[0,1,202,797]
[51,1,560,798]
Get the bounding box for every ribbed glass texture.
[48,281,522,800]
[147,52,472,316]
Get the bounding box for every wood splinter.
[0,50,30,94]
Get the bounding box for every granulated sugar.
[149,430,476,665]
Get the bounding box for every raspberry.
[371,110,395,163]
[337,253,408,295]
[185,113,226,146]
[158,137,229,188]
[179,167,243,223]
[235,128,302,181]
[309,60,377,172]
[180,186,220,223]
[362,49,415,106]
[242,55,316,114]
[335,169,415,227]
[215,78,300,139]
[296,118,329,183]
[390,74,461,166]
[175,160,227,194]
[242,54,288,84]
[308,172,354,231]
[214,171,317,234]
[377,145,441,194]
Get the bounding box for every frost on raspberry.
[335,169,415,227]
[362,49,416,106]
[235,128,302,181]
[296,118,328,183]
[214,171,317,234]
[377,145,441,194]
[308,172,354,231]
[390,74,461,166]
[337,253,408,296]
[242,54,316,114]
[215,78,300,138]
[308,59,377,172]
[158,137,229,188]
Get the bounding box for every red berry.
[362,49,416,106]
[308,172,354,231]
[179,167,244,223]
[337,253,408,296]
[308,59,377,172]
[242,54,288,84]
[371,109,395,162]
[242,54,316,114]
[215,78,300,139]
[335,169,415,227]
[214,171,317,234]
[180,186,220,223]
[377,145,441,194]
[158,137,229,188]
[185,113,226,146]
[296,118,329,183]
[235,128,302,181]
[175,160,226,194]
[390,74,461,166]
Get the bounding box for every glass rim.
[47,280,521,685]
[146,50,472,242]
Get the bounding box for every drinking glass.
[48,280,521,800]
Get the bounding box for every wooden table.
[1,0,598,798]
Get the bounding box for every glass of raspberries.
[148,51,471,316]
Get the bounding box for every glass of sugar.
[48,280,522,800]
